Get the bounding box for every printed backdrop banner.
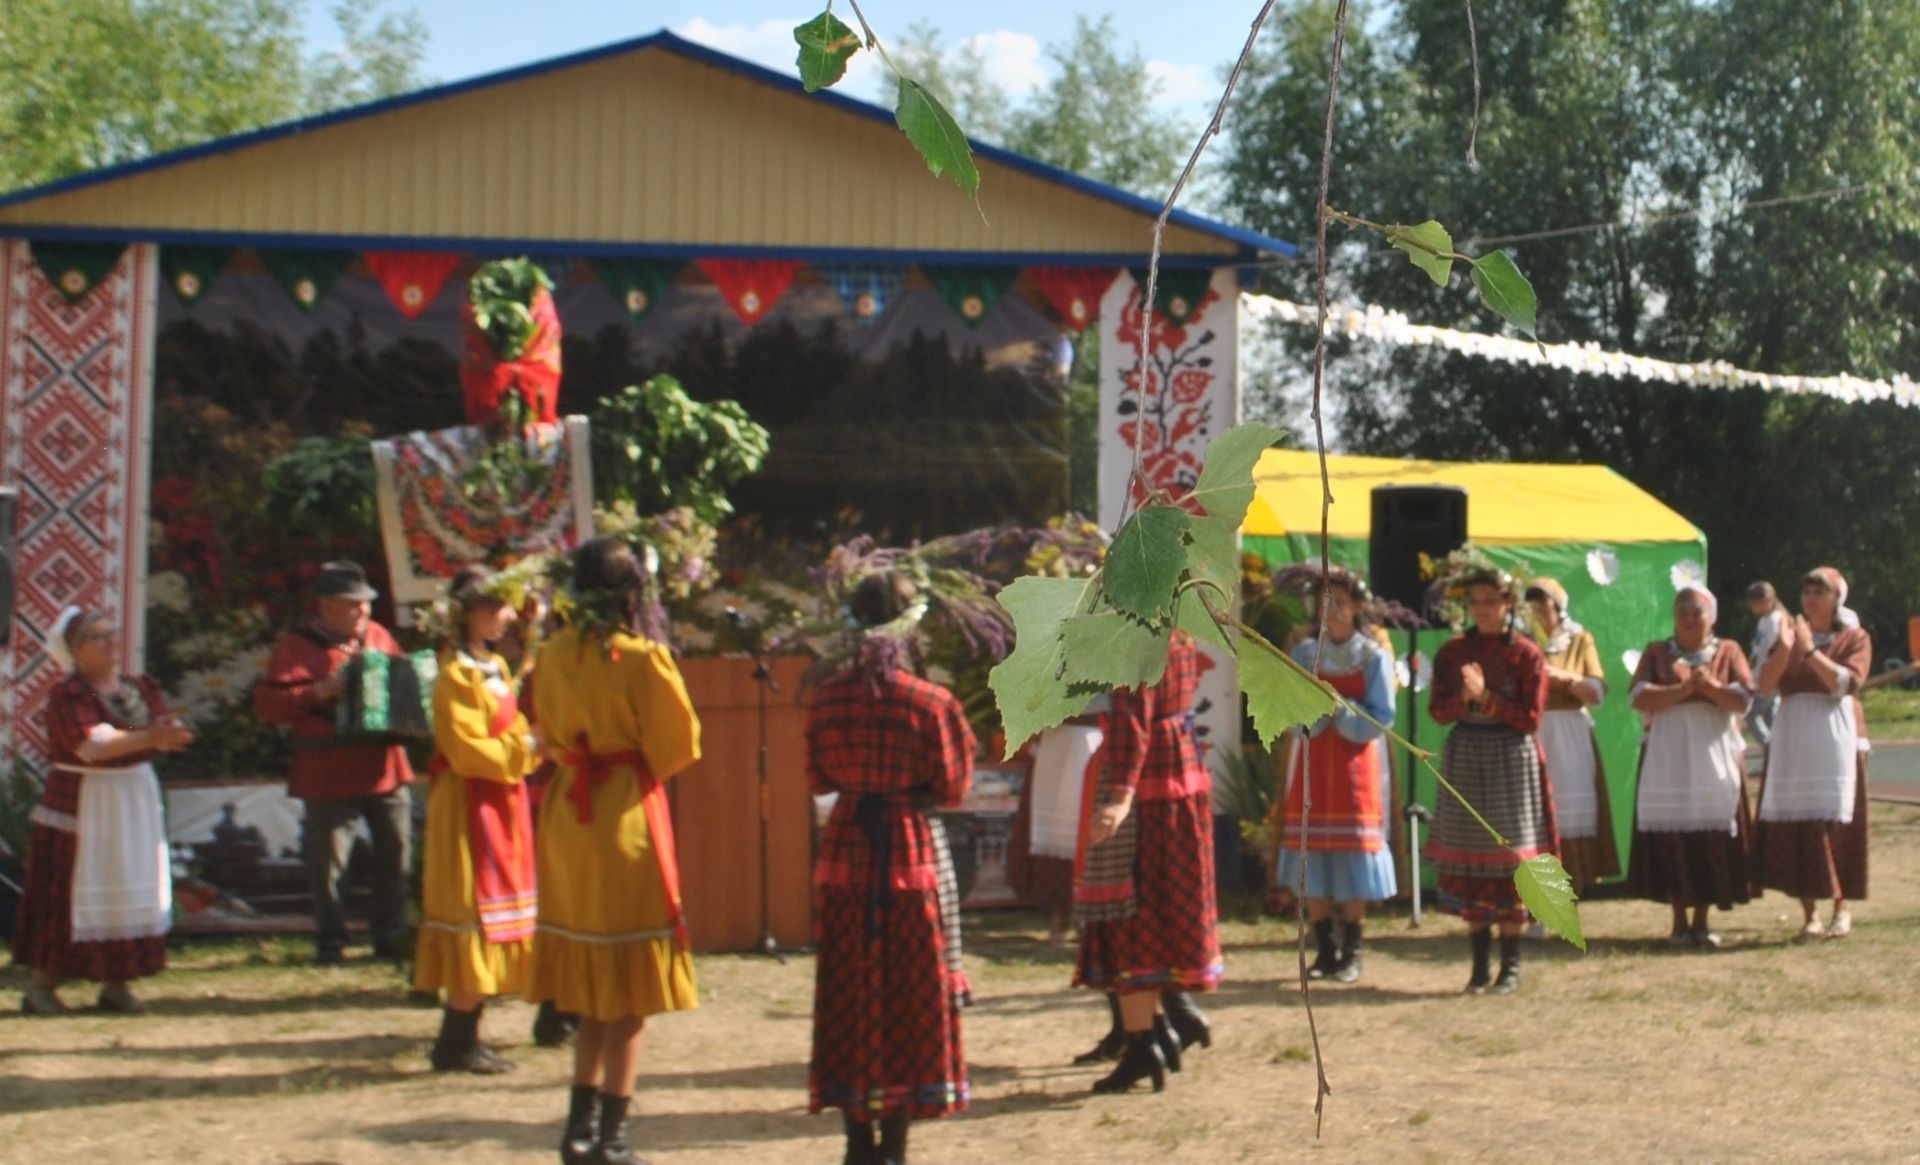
[1,241,157,766]
[370,416,594,611]
[1097,265,1240,807]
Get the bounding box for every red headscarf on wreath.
[460,286,563,426]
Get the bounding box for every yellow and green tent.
[1243,449,1709,884]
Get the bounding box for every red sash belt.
[556,734,688,950]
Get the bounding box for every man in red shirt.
[255,562,415,965]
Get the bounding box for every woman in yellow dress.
[414,567,539,1073]
[530,537,702,1165]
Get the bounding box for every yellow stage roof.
[1244,449,1702,545]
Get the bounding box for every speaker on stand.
[1368,485,1467,926]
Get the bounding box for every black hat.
[312,560,378,601]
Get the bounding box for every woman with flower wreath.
[806,570,975,1165]
[1427,567,1555,995]
[528,537,702,1165]
[1751,566,1871,942]
[14,607,193,1015]
[413,566,540,1074]
[1625,585,1755,946]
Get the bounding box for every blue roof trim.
[0,31,1296,259]
[0,223,1251,270]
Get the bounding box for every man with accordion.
[255,561,417,965]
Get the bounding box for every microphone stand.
[727,607,785,961]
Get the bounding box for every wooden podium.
[670,655,815,952]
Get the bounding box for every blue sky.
[306,1,1275,121]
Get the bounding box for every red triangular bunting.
[366,251,464,319]
[696,259,803,325]
[1029,267,1117,333]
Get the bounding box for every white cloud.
[672,16,890,101]
[1146,59,1214,108]
[958,30,1046,99]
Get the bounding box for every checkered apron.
[1430,721,1553,874]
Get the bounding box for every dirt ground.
[6,805,1920,1165]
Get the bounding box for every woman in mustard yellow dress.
[414,567,539,1073]
[531,537,701,1165]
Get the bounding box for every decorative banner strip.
[921,264,1020,328]
[1128,267,1214,327]
[1029,266,1118,333]
[365,251,464,319]
[696,259,802,326]
[588,256,686,320]
[159,246,232,305]
[1242,294,1920,410]
[260,248,358,313]
[29,240,128,304]
[816,264,903,324]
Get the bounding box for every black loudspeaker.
[1369,485,1468,612]
[0,487,14,647]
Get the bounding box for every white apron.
[1636,702,1746,834]
[1538,709,1600,839]
[1757,693,1857,824]
[1028,724,1103,859]
[63,762,173,942]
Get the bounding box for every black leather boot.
[877,1111,910,1165]
[1091,1031,1167,1094]
[1072,992,1126,1064]
[1151,1013,1183,1073]
[1161,989,1212,1051]
[560,1084,598,1165]
[430,1005,515,1074]
[534,1000,581,1048]
[592,1092,647,1165]
[1333,920,1364,984]
[1308,918,1340,980]
[841,1111,875,1165]
[1465,929,1493,994]
[1493,933,1522,995]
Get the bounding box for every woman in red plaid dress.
[807,572,975,1165]
[13,607,193,1015]
[1073,632,1222,1094]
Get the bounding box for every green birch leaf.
[1059,612,1172,689]
[1184,422,1286,598]
[1513,853,1586,950]
[1104,503,1191,622]
[1236,637,1340,749]
[989,575,1100,756]
[1174,588,1231,651]
[895,78,980,198]
[1388,219,1454,286]
[793,10,860,92]
[1469,250,1539,340]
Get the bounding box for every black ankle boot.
[1152,1013,1183,1073]
[560,1084,598,1165]
[1494,933,1522,994]
[1073,992,1127,1064]
[1466,929,1493,994]
[1333,920,1364,984]
[841,1111,875,1165]
[1092,1031,1167,1094]
[1308,918,1340,980]
[534,1000,581,1048]
[592,1092,646,1165]
[431,1006,514,1074]
[877,1111,910,1165]
[1161,989,1211,1051]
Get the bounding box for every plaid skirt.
[1074,790,1223,994]
[1428,724,1558,923]
[10,821,167,983]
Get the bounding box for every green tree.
[1220,0,1920,647]
[1003,15,1189,194]
[0,0,431,192]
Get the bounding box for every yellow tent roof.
[1244,449,1702,545]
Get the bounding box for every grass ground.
[6,805,1920,1164]
[1863,686,1920,742]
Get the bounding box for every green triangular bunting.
[30,241,127,304]
[160,246,233,305]
[922,265,1020,328]
[588,257,685,320]
[260,248,357,313]
[1128,267,1215,325]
